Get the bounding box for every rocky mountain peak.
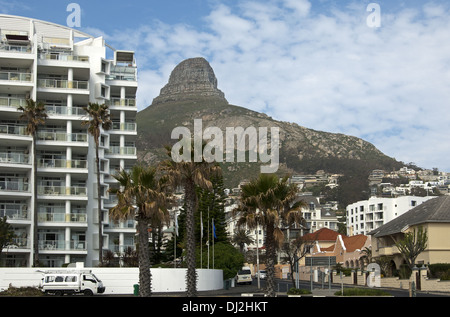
[152,57,228,105]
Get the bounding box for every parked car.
[235,269,252,285]
[256,270,267,279]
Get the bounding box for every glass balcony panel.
[0,152,30,164]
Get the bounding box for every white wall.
[0,268,223,295]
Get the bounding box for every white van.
[39,270,105,296]
[235,267,252,285]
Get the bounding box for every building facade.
[346,195,434,236]
[0,14,137,267]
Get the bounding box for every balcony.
[39,53,89,63]
[38,212,87,223]
[0,206,29,220]
[106,146,137,156]
[111,122,137,132]
[107,66,137,82]
[37,79,89,90]
[45,104,85,117]
[0,124,28,137]
[0,178,29,192]
[37,131,88,143]
[0,71,32,82]
[37,158,87,169]
[9,237,29,249]
[37,185,87,197]
[0,96,27,109]
[0,44,32,53]
[107,98,136,107]
[39,240,87,251]
[0,152,31,165]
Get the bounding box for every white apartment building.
[0,15,137,267]
[346,195,434,235]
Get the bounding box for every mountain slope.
[136,58,403,188]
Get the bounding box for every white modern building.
[346,195,435,235]
[0,15,137,267]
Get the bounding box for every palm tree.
[18,99,47,267]
[234,174,303,297]
[109,165,171,297]
[160,144,221,297]
[232,228,254,254]
[82,102,111,265]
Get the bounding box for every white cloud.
[103,0,450,171]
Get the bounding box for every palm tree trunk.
[265,222,276,297]
[137,218,152,297]
[32,135,39,267]
[96,146,103,265]
[185,180,197,297]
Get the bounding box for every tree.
[360,246,373,269]
[82,102,112,265]
[395,226,428,270]
[109,165,171,297]
[231,228,254,254]
[234,174,303,297]
[160,143,221,297]
[18,99,47,267]
[282,232,314,287]
[0,216,15,264]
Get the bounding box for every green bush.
[287,288,312,295]
[428,263,450,280]
[334,288,391,296]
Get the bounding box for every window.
[55,276,64,282]
[65,276,77,282]
[45,276,55,283]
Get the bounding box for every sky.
[2,0,450,172]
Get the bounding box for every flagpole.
[207,207,210,270]
[200,210,203,269]
[174,210,177,268]
[212,218,215,270]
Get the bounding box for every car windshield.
[238,270,251,275]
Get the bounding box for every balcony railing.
[0,179,29,192]
[0,207,29,220]
[37,79,89,90]
[39,53,89,62]
[107,146,136,156]
[37,158,87,169]
[0,124,28,137]
[0,97,26,108]
[112,122,137,132]
[0,44,32,53]
[38,212,87,223]
[9,237,29,249]
[45,104,85,116]
[39,240,87,251]
[37,131,88,143]
[107,98,136,107]
[0,71,32,82]
[107,66,137,81]
[0,152,31,165]
[37,185,87,197]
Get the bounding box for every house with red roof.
[304,228,371,269]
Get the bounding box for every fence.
[0,267,223,295]
[297,266,450,293]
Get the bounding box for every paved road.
[150,278,450,297]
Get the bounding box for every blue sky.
[2,1,450,172]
